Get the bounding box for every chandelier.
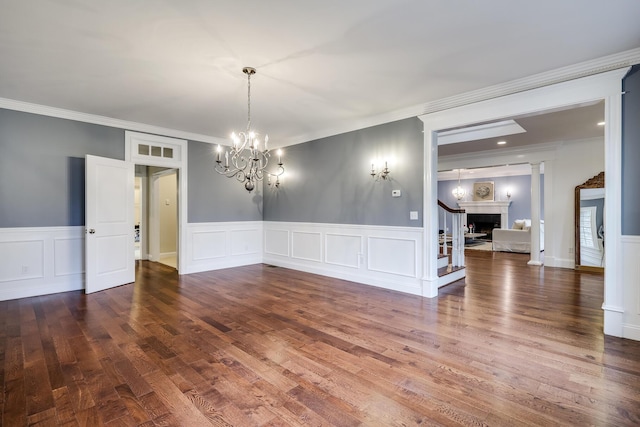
[452,169,466,200]
[214,67,284,192]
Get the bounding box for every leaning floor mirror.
[575,172,604,272]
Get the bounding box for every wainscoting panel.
[325,234,362,268]
[0,239,44,282]
[263,222,424,296]
[368,236,417,277]
[621,236,640,341]
[264,229,290,257]
[231,229,261,256]
[292,231,322,262]
[54,237,84,277]
[192,231,226,261]
[0,227,84,301]
[184,222,263,274]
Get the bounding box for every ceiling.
[1,1,639,147]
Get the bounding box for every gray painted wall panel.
[188,140,263,222]
[622,65,640,235]
[263,118,423,227]
[0,109,124,227]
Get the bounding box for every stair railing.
[438,200,466,267]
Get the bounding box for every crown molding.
[0,97,229,145]
[420,48,640,116]
[1,49,638,148]
[283,48,640,147]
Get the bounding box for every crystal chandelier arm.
[215,67,282,192]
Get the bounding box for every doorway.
[420,69,626,336]
[125,131,188,274]
[150,168,178,269]
[133,166,179,269]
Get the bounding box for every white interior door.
[85,155,135,294]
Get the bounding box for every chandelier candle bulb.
[216,145,221,162]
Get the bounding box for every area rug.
[465,241,493,251]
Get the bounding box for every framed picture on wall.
[473,181,494,201]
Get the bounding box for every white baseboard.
[0,226,85,301]
[544,256,575,269]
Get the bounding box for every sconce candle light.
[267,149,284,188]
[371,160,391,181]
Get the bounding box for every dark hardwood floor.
[2,251,640,426]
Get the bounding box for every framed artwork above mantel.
[473,181,494,201]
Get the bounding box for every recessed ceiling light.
[497,140,507,145]
[597,121,605,126]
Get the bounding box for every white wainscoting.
[621,236,640,341]
[0,227,84,301]
[183,221,263,274]
[263,222,424,296]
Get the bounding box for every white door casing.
[125,131,187,272]
[85,155,135,293]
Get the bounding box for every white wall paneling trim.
[619,236,640,340]
[0,227,84,301]
[291,231,323,263]
[367,236,417,278]
[263,222,424,296]
[184,222,263,274]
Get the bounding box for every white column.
[421,128,439,297]
[603,91,624,337]
[528,162,542,266]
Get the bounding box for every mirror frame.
[575,171,605,272]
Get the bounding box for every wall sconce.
[371,160,391,181]
[267,149,284,188]
[506,188,512,200]
[451,169,466,200]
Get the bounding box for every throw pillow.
[512,220,525,230]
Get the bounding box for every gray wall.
[0,108,259,228]
[0,109,124,227]
[188,140,263,222]
[263,118,424,227]
[622,65,640,235]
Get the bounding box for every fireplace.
[457,201,512,240]
[467,213,501,240]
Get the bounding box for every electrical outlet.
[21,265,28,274]
[568,247,574,254]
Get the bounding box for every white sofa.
[492,219,544,253]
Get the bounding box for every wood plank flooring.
[2,251,640,426]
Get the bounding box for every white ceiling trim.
[420,48,640,116]
[437,120,526,145]
[0,48,638,147]
[284,48,640,146]
[0,97,228,145]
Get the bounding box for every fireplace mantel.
[457,201,512,229]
